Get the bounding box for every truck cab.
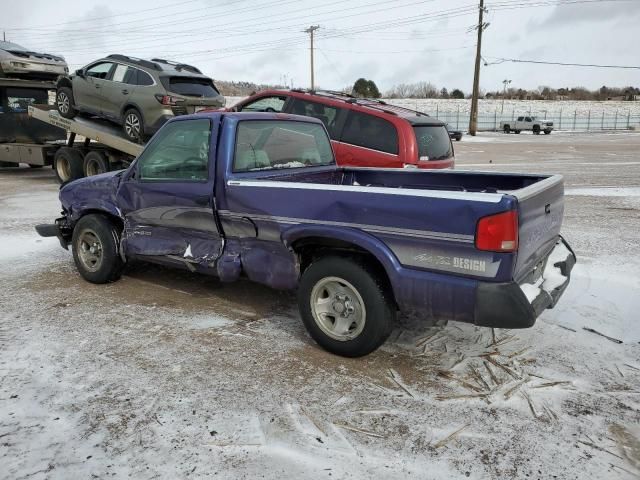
[0,78,65,168]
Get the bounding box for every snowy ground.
[1,132,639,479]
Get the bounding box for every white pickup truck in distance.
[500,116,553,135]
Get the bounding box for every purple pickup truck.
[36,112,576,357]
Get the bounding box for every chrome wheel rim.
[57,92,70,114]
[77,229,103,272]
[56,157,70,181]
[310,276,366,341]
[124,113,141,139]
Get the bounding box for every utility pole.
[304,25,320,90]
[469,0,487,136]
[501,79,511,114]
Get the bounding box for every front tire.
[123,108,144,143]
[72,214,124,284]
[298,256,395,357]
[56,87,77,119]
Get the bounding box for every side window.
[289,99,340,138]
[517,116,524,121]
[233,120,334,172]
[136,119,211,181]
[136,70,154,86]
[238,96,286,112]
[85,62,114,79]
[5,88,49,112]
[525,116,532,122]
[341,111,398,155]
[123,68,138,85]
[112,64,129,83]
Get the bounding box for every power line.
[485,57,640,69]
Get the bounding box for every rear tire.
[83,151,109,177]
[123,108,144,143]
[298,256,395,357]
[515,130,521,134]
[533,125,541,135]
[54,147,84,184]
[503,125,510,133]
[56,87,77,119]
[72,214,124,284]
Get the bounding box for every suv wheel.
[56,87,77,119]
[123,108,144,143]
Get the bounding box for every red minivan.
[225,89,454,169]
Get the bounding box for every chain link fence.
[418,105,640,132]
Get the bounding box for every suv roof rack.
[150,58,202,74]
[107,54,162,71]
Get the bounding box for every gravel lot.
[1,131,639,479]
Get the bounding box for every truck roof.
[191,110,326,124]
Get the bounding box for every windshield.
[161,76,220,97]
[413,125,453,161]
[0,41,27,51]
[233,120,335,173]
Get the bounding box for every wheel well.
[121,104,143,123]
[292,237,395,303]
[57,77,72,89]
[76,210,123,232]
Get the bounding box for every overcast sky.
[3,0,639,94]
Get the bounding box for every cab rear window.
[161,77,219,97]
[413,125,453,161]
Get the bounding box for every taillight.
[475,210,518,252]
[154,94,180,106]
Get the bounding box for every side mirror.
[75,69,85,78]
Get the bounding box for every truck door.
[115,117,222,267]
[73,62,115,115]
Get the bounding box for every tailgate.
[513,175,565,282]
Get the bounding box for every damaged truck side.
[36,112,576,357]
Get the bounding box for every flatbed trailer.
[27,105,144,183]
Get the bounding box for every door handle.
[95,84,101,89]
[122,89,129,95]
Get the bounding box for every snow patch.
[183,244,193,258]
[565,186,640,197]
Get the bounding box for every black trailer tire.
[72,214,124,284]
[503,125,510,133]
[54,147,84,184]
[56,87,77,119]
[83,151,110,177]
[298,256,395,357]
[123,108,144,143]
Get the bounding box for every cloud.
[537,1,640,28]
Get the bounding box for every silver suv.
[55,55,225,142]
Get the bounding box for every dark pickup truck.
[36,112,576,357]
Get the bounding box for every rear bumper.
[474,237,575,328]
